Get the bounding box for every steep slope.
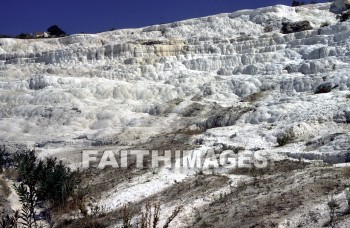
[0,3,344,151]
[1,2,350,227]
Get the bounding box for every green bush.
[12,150,81,227]
[14,151,81,208]
[0,146,11,172]
[40,157,81,207]
[292,1,305,6]
[1,210,19,228]
[16,33,31,39]
[13,151,44,227]
[47,25,67,37]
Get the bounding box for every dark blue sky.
[1,0,329,35]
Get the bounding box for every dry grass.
[191,166,345,228]
[139,201,160,228]
[57,174,229,227]
[3,168,18,180]
[59,217,106,228]
[135,132,198,151]
[54,157,345,228]
[52,187,87,216]
[0,177,11,197]
[229,159,309,177]
[341,167,350,178]
[241,91,266,103]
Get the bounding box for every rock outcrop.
[281,21,313,34]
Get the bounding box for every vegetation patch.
[190,167,345,227]
[277,130,295,146]
[229,159,309,176]
[0,150,82,227]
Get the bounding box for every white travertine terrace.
[2,2,350,226]
[0,3,349,161]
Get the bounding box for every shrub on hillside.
[0,34,14,38]
[40,157,81,207]
[12,150,81,227]
[0,146,12,173]
[16,33,31,39]
[47,25,67,37]
[292,1,305,6]
[339,10,350,22]
[14,151,81,208]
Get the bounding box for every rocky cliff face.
[1,3,350,227]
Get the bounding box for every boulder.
[200,106,253,129]
[314,81,337,94]
[333,110,350,123]
[281,21,313,34]
[339,9,350,22]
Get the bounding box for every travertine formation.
[1,2,350,227]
